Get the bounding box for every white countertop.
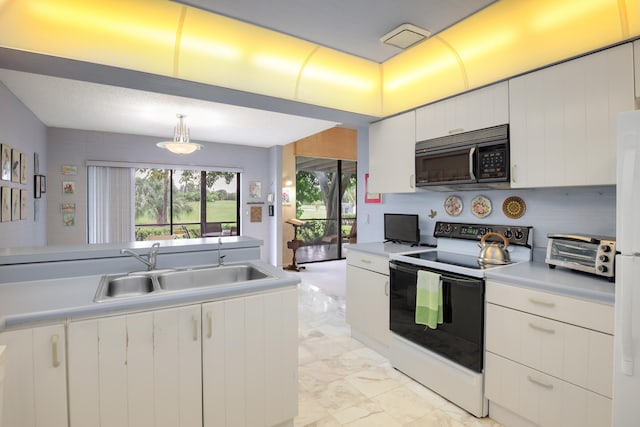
[0,236,262,265]
[0,260,299,331]
[347,241,615,306]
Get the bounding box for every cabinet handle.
[410,174,415,189]
[207,311,213,339]
[528,297,555,308]
[527,375,554,390]
[511,165,516,183]
[448,128,464,135]
[529,323,556,334]
[51,335,60,368]
[361,259,372,264]
[384,280,389,296]
[192,316,199,341]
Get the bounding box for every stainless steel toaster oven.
[545,234,616,280]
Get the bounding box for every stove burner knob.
[504,230,513,239]
[444,224,452,233]
[514,230,524,240]
[600,245,611,253]
[598,265,608,273]
[599,255,609,262]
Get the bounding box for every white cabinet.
[68,305,202,427]
[509,43,634,188]
[485,280,614,427]
[346,251,390,355]
[415,81,509,141]
[368,110,416,193]
[202,288,298,427]
[0,324,68,427]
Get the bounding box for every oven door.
[389,260,485,373]
[415,145,476,186]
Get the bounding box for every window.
[134,168,240,240]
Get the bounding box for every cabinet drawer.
[486,280,613,334]
[346,251,389,275]
[486,303,613,397]
[485,352,611,427]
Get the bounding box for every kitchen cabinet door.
[368,110,416,193]
[415,81,509,141]
[0,324,68,427]
[68,305,202,427]
[346,257,390,353]
[202,288,298,427]
[509,43,634,188]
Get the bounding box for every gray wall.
[0,82,47,248]
[355,126,616,261]
[46,128,275,262]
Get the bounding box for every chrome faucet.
[121,242,160,271]
[218,237,226,266]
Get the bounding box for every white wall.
[355,126,616,260]
[0,83,47,248]
[46,127,275,262]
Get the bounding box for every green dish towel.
[415,270,443,329]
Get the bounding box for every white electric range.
[388,221,533,417]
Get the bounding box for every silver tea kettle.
[478,232,511,265]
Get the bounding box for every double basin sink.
[94,263,273,302]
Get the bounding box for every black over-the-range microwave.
[415,124,510,190]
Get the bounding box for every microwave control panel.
[434,221,532,247]
[477,144,508,180]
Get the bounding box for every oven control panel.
[434,221,532,247]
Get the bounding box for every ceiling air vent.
[380,23,431,49]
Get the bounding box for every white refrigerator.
[613,110,640,426]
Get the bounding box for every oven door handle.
[390,262,482,284]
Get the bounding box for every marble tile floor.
[295,281,502,427]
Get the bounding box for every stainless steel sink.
[157,264,272,291]
[94,263,274,302]
[94,274,158,302]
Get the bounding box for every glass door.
[295,157,356,263]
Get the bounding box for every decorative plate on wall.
[444,195,463,216]
[502,196,526,219]
[471,195,492,218]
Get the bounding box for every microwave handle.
[468,146,476,181]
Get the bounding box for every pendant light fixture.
[156,114,203,155]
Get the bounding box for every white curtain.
[88,166,134,243]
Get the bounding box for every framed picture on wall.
[11,149,20,183]
[63,180,75,195]
[364,173,381,204]
[1,186,10,222]
[1,144,10,181]
[34,175,41,198]
[20,189,27,220]
[11,187,20,220]
[40,175,47,194]
[20,153,27,184]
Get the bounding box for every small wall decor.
[63,180,75,195]
[61,165,77,176]
[20,153,27,184]
[61,203,76,226]
[1,144,10,181]
[1,186,10,221]
[34,175,41,198]
[250,206,262,223]
[11,149,20,183]
[249,181,262,199]
[20,189,27,220]
[11,187,20,220]
[364,173,381,204]
[282,188,291,206]
[40,175,47,194]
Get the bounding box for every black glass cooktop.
[406,250,504,270]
